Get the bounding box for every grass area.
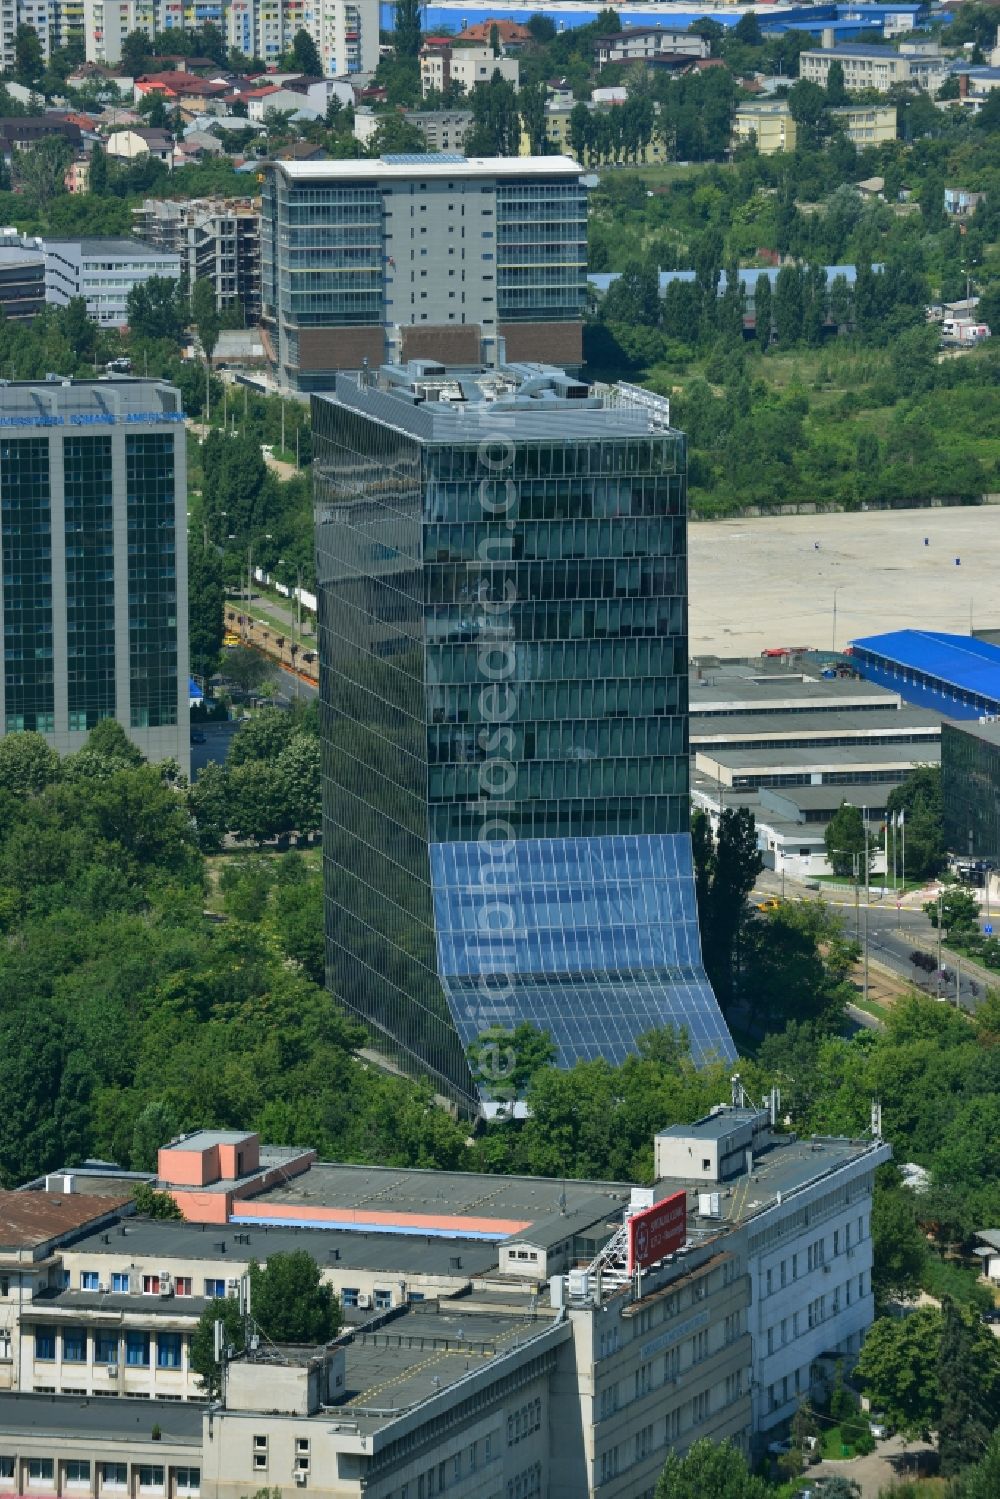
[203,845,322,917]
[225,595,315,642]
[850,994,892,1022]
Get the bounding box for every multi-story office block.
[261,154,587,393]
[313,360,735,1112]
[225,0,376,73]
[0,230,181,328]
[942,718,1000,864]
[0,244,45,321]
[132,198,261,321]
[0,379,188,772]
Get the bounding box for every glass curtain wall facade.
[0,379,188,770]
[942,720,1000,862]
[314,369,735,1112]
[2,437,54,734]
[65,434,115,732]
[495,180,587,324]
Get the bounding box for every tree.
[190,275,220,364]
[826,59,847,105]
[120,29,151,74]
[369,112,427,155]
[955,1429,1000,1499]
[733,11,762,46]
[569,102,591,163]
[655,1439,769,1499]
[14,22,44,86]
[393,0,421,59]
[856,1305,943,1438]
[519,81,548,155]
[468,1022,557,1100]
[788,78,828,149]
[602,261,660,327]
[289,28,322,75]
[871,1179,926,1305]
[692,806,762,1007]
[249,1252,340,1344]
[187,760,229,853]
[132,1181,183,1220]
[89,143,109,196]
[886,767,944,881]
[127,275,186,342]
[465,74,522,156]
[142,92,169,129]
[527,12,556,42]
[14,135,72,214]
[224,649,278,697]
[0,732,60,796]
[188,541,225,680]
[753,273,772,349]
[227,759,288,844]
[924,886,978,938]
[277,733,321,836]
[773,264,804,346]
[190,1297,245,1396]
[229,706,296,766]
[825,801,867,879]
[131,1099,177,1171]
[938,1296,1000,1474]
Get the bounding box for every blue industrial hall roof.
[851,630,1000,695]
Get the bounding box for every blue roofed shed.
[850,630,1000,719]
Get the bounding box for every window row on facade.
[0,1457,199,1498]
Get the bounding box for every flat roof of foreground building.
[243,1160,631,1245]
[0,1392,204,1441]
[323,363,678,446]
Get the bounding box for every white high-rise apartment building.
[225,0,376,73]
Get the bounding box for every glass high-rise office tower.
[0,377,188,772]
[314,362,736,1113]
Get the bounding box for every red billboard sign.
[627,1190,687,1274]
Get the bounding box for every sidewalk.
[807,1433,937,1497]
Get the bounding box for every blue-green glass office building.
[313,362,735,1112]
[0,378,188,773]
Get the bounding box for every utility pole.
[281,397,286,456]
[863,902,869,1006]
[937,889,943,999]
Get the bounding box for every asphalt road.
[754,876,991,1013]
[190,665,318,780]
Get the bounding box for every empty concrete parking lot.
[689,507,1000,659]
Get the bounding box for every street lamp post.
[832,587,840,655]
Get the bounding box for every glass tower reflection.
[313,364,736,1112]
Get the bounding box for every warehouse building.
[850,629,1000,719]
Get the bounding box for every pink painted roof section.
[240,1199,532,1236]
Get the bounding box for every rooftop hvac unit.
[294,1475,307,1487]
[356,1293,372,1310]
[698,1193,722,1219]
[226,1279,239,1290]
[567,1270,590,1300]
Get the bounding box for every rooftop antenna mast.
[870,1098,882,1141]
[731,1072,751,1109]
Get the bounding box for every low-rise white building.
[42,236,181,327]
